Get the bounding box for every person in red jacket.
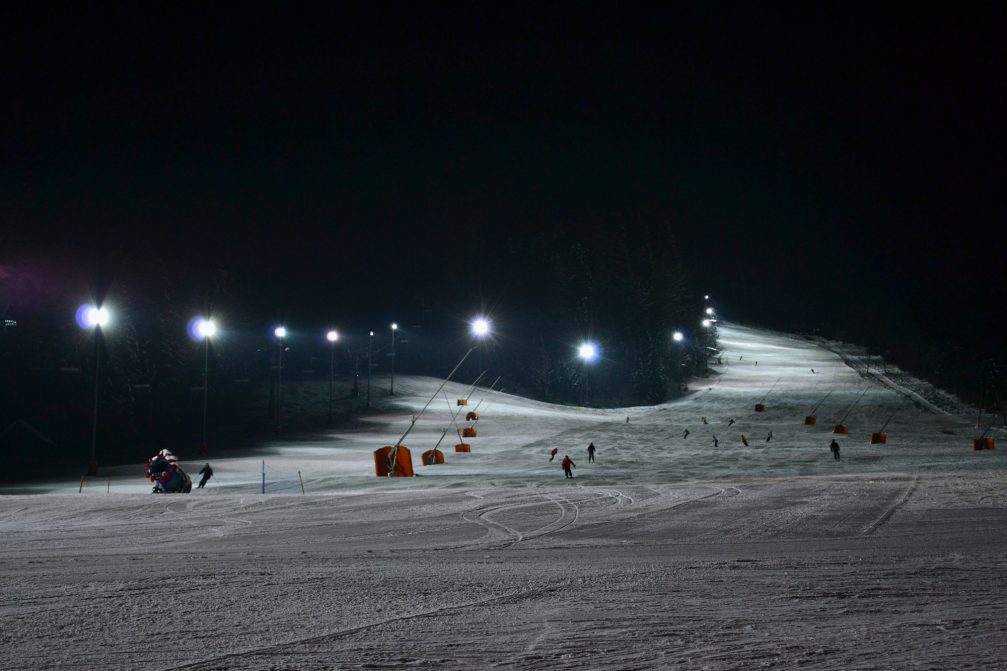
[549,447,558,461]
[561,455,576,478]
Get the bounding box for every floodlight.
[391,323,398,331]
[326,330,339,342]
[702,319,711,328]
[673,331,684,342]
[578,343,598,361]
[196,318,216,339]
[471,318,490,336]
[77,304,110,329]
[705,307,714,315]
[274,326,287,339]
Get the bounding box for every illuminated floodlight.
[369,330,374,337]
[391,323,398,331]
[578,343,598,362]
[326,330,339,342]
[187,317,217,341]
[274,326,287,339]
[471,317,490,337]
[705,307,714,316]
[702,319,711,328]
[672,331,684,342]
[76,304,110,329]
[704,294,709,300]
[197,318,216,339]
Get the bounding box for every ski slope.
[2,323,1005,670]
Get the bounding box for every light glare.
[274,326,287,339]
[673,331,684,342]
[705,307,714,315]
[327,330,339,342]
[472,318,490,336]
[196,318,216,339]
[578,343,598,361]
[702,319,711,327]
[77,304,110,329]
[391,323,398,331]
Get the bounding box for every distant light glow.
[369,331,374,337]
[326,330,339,342]
[702,319,711,328]
[187,317,216,341]
[704,294,709,300]
[274,326,287,339]
[471,318,490,337]
[391,323,398,331]
[578,343,598,362]
[705,307,714,315]
[672,331,684,342]
[76,304,110,329]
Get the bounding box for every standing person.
[587,442,596,462]
[713,435,719,447]
[766,431,774,442]
[549,447,558,462]
[830,439,841,461]
[561,455,576,478]
[197,463,213,489]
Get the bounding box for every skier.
[549,447,558,462]
[701,416,709,425]
[197,463,213,488]
[728,418,736,427]
[830,439,841,461]
[682,429,690,439]
[713,435,719,447]
[811,368,817,374]
[766,431,774,442]
[587,442,596,462]
[741,434,749,446]
[561,455,576,478]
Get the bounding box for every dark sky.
[3,4,1005,361]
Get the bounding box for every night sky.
[3,4,1006,384]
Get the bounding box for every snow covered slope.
[2,323,1005,670]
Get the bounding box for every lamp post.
[366,330,374,409]
[389,323,398,395]
[274,326,287,431]
[326,330,339,424]
[76,304,109,475]
[192,317,216,452]
[578,342,598,406]
[471,317,490,375]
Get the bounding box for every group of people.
[549,442,596,478]
[549,435,842,478]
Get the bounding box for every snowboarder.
[713,435,719,447]
[830,439,841,461]
[741,434,749,446]
[587,442,596,462]
[682,429,690,439]
[561,455,576,478]
[549,447,558,462]
[766,431,773,442]
[728,418,736,427]
[197,463,213,488]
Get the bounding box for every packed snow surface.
[2,324,1005,670]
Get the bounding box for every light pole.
[76,303,109,475]
[326,329,339,424]
[191,317,216,452]
[274,326,287,431]
[389,323,398,395]
[578,342,598,406]
[366,330,374,408]
[471,317,490,375]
